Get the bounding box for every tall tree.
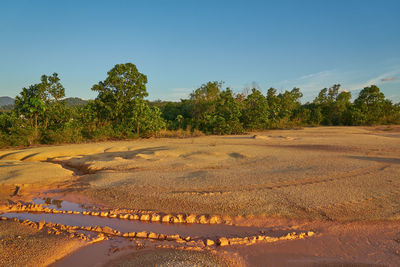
[353,85,386,125]
[14,73,65,130]
[211,88,243,134]
[189,81,222,120]
[241,88,269,130]
[266,87,280,125]
[277,87,303,120]
[313,84,351,125]
[92,63,148,124]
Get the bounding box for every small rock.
[38,220,45,230]
[119,214,129,219]
[176,238,186,243]
[166,234,180,241]
[151,214,161,222]
[176,214,185,223]
[162,214,172,223]
[209,215,222,224]
[196,240,205,247]
[185,215,196,223]
[148,232,159,239]
[249,236,257,243]
[205,239,215,246]
[136,231,148,238]
[128,232,136,237]
[217,237,229,246]
[102,226,115,235]
[198,215,209,224]
[257,235,265,241]
[140,214,150,221]
[172,216,180,223]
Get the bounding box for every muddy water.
[32,198,87,212]
[1,199,308,266]
[2,212,268,239]
[50,239,232,267]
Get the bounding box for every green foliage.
[313,84,352,125]
[14,73,66,130]
[241,88,269,130]
[213,88,243,134]
[2,63,400,148]
[0,112,37,146]
[277,87,303,120]
[188,81,222,126]
[92,63,148,124]
[353,85,386,125]
[128,100,166,137]
[198,88,244,134]
[91,63,165,137]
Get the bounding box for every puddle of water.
[32,198,87,212]
[3,212,266,239]
[50,239,127,267]
[51,239,230,267]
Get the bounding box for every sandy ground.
[0,220,84,266]
[0,126,399,266]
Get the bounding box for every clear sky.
[1,0,399,103]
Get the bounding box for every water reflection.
[43,198,63,209]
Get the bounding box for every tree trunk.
[44,116,49,129]
[34,113,38,129]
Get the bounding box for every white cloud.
[346,69,400,91]
[270,67,400,102]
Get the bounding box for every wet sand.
[0,126,399,266]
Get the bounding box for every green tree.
[211,88,243,134]
[92,63,165,137]
[189,81,222,123]
[129,102,166,137]
[266,87,280,126]
[353,85,386,125]
[92,63,148,125]
[241,88,269,130]
[313,84,351,125]
[14,73,65,130]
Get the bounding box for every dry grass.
[155,129,204,138]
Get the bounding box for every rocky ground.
[0,220,84,266]
[0,126,399,266]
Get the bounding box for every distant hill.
[0,96,87,109]
[65,97,88,107]
[0,96,14,107]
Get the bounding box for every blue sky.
[1,0,399,103]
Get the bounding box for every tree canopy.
[2,63,400,148]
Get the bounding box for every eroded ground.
[0,126,399,266]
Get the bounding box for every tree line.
[1,62,399,147]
